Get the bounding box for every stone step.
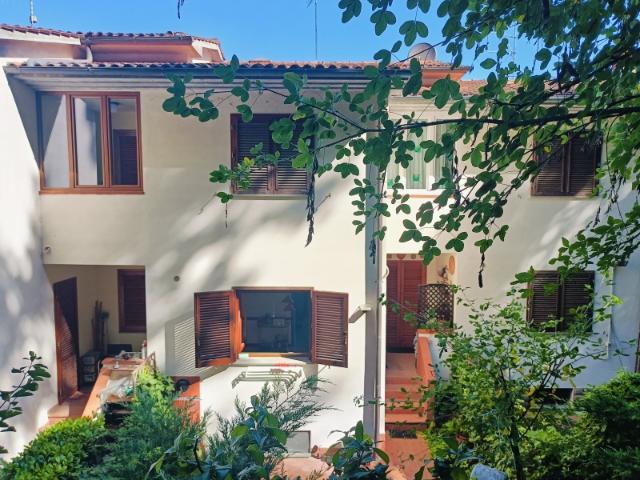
[386,375,423,385]
[385,411,428,425]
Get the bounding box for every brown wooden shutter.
[231,115,271,193]
[567,137,599,197]
[194,291,240,367]
[118,269,146,333]
[231,114,310,194]
[311,291,348,367]
[527,271,561,329]
[533,138,565,196]
[276,123,310,194]
[561,271,595,330]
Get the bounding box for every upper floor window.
[532,136,601,197]
[38,93,142,193]
[386,125,454,191]
[230,114,310,195]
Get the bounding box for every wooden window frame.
[527,270,595,332]
[117,269,147,333]
[230,113,311,195]
[37,92,143,194]
[532,136,600,198]
[194,286,348,368]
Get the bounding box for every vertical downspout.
[374,199,384,443]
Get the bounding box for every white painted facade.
[0,27,638,457]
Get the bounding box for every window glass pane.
[109,98,139,185]
[434,124,454,187]
[73,97,103,186]
[40,95,70,188]
[386,161,400,188]
[406,134,427,189]
[237,290,311,353]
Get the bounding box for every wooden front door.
[54,278,79,403]
[386,260,426,351]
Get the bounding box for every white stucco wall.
[0,68,57,457]
[383,100,639,389]
[32,88,372,447]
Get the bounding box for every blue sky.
[1,0,532,79]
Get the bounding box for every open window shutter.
[533,138,565,196]
[568,137,599,197]
[561,271,595,330]
[194,291,239,367]
[276,123,310,194]
[528,271,561,329]
[312,291,348,367]
[231,115,271,193]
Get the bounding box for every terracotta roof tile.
[8,60,415,71]
[0,23,80,39]
[0,24,220,45]
[82,30,220,45]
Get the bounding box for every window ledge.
[234,354,310,367]
[529,194,597,200]
[40,189,144,195]
[385,188,443,198]
[232,193,307,200]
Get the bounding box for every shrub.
[0,417,107,480]
[85,369,205,480]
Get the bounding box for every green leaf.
[236,104,253,123]
[480,58,496,69]
[334,162,360,178]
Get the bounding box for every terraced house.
[1,23,638,462]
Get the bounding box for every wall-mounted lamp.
[349,304,374,323]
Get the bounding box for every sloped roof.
[0,23,80,39]
[8,59,412,72]
[0,24,220,46]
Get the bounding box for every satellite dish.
[408,43,436,62]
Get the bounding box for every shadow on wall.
[0,210,57,456]
[152,168,346,377]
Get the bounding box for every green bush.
[0,417,107,480]
[85,369,205,480]
[575,370,640,449]
[521,371,640,480]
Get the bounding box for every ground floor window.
[118,269,146,333]
[194,287,348,368]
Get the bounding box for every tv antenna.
[28,0,38,26]
[307,0,319,60]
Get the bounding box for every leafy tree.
[422,290,620,480]
[170,0,640,281]
[0,352,50,455]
